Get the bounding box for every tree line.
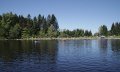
[1,12,119,39]
[60,29,92,37]
[96,22,120,36]
[0,12,59,39]
[0,12,92,39]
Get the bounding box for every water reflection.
[84,40,92,48]
[97,39,108,56]
[98,39,120,52]
[59,40,92,49]
[98,39,108,49]
[111,39,120,52]
[0,40,58,63]
[0,40,120,72]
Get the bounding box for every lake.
[0,39,120,72]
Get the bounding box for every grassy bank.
[0,37,96,40]
[1,36,120,40]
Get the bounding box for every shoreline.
[1,37,120,40]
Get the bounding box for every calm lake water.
[0,39,120,72]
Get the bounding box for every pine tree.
[111,23,115,35]
[51,14,59,31]
[37,14,42,30]
[99,25,108,36]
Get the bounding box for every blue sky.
[0,0,120,33]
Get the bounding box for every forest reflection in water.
[0,39,120,72]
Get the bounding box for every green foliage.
[9,23,21,39]
[59,32,68,37]
[47,25,58,37]
[84,30,92,36]
[0,26,5,38]
[39,30,46,37]
[0,12,103,39]
[0,12,60,39]
[99,25,108,36]
[96,22,120,36]
[110,22,120,36]
[0,16,1,22]
[59,29,92,37]
[110,23,115,35]
[22,28,30,38]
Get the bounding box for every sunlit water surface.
[0,39,120,72]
